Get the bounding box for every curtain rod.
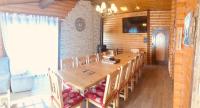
[0,11,67,21]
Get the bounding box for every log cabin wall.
[191,1,200,107]
[169,0,176,79]
[150,11,171,64]
[103,11,148,63]
[103,11,171,64]
[172,0,197,108]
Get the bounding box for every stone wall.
[60,0,100,59]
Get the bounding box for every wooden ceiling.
[0,0,76,18]
[0,0,40,5]
[93,0,172,13]
[0,0,61,8]
[0,0,172,17]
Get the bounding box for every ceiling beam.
[39,0,55,9]
[0,0,40,6]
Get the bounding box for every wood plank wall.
[191,1,200,106]
[150,11,171,64]
[104,11,171,64]
[169,0,176,79]
[103,11,148,63]
[0,0,76,18]
[172,0,197,108]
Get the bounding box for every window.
[0,13,59,75]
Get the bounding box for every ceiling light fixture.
[96,1,118,16]
[135,5,140,10]
[135,0,140,10]
[120,6,128,12]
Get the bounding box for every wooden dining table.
[58,53,137,91]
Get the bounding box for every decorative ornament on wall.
[75,17,86,32]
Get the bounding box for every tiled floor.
[11,75,51,108]
[10,65,173,108]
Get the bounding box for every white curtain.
[0,13,59,75]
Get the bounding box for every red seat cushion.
[85,84,105,105]
[63,81,73,89]
[99,79,106,86]
[62,89,84,108]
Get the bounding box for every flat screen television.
[122,16,147,33]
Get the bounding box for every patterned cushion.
[99,79,106,87]
[64,84,73,90]
[85,84,105,105]
[62,89,84,108]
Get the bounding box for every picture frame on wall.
[190,11,198,46]
[176,27,183,50]
[183,12,194,46]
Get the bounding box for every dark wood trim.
[100,17,104,45]
[147,10,151,64]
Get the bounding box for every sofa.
[0,57,10,94]
[0,57,35,93]
[11,72,34,93]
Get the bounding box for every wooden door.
[152,29,169,64]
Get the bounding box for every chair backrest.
[118,63,128,90]
[140,52,145,66]
[130,48,140,54]
[97,53,103,62]
[138,54,143,68]
[96,53,102,62]
[135,55,140,72]
[88,54,98,64]
[76,56,88,67]
[128,59,136,80]
[103,69,120,105]
[116,48,123,55]
[48,69,63,108]
[125,60,133,81]
[106,49,117,56]
[61,58,75,70]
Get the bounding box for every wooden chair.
[134,55,140,84]
[130,48,140,54]
[128,59,136,92]
[48,69,84,108]
[61,58,75,70]
[76,56,88,67]
[0,90,10,108]
[141,52,145,66]
[88,54,98,64]
[138,54,144,78]
[106,49,117,56]
[116,60,132,107]
[140,52,145,67]
[97,53,104,62]
[116,48,123,55]
[85,69,120,108]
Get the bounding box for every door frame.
[191,3,200,108]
